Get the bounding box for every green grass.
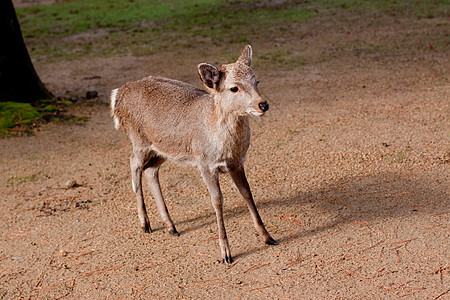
[318,0,448,13]
[0,102,42,133]
[17,0,447,37]
[15,0,319,58]
[0,99,90,136]
[7,174,37,187]
[17,0,212,38]
[15,0,449,59]
[16,0,318,36]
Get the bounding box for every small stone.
[86,90,98,99]
[65,180,77,189]
[59,250,68,257]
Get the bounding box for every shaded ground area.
[1,1,449,299]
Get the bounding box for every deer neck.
[212,100,248,136]
[207,101,250,165]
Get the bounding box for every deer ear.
[237,45,252,67]
[197,63,220,90]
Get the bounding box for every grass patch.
[7,174,37,187]
[257,48,304,68]
[0,99,89,136]
[0,102,43,134]
[15,0,449,60]
[40,105,59,112]
[16,0,318,58]
[392,152,408,163]
[319,0,448,15]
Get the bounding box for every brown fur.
[110,45,276,264]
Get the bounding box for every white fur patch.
[110,88,119,129]
[211,161,228,172]
[110,88,118,112]
[245,107,263,116]
[132,179,137,193]
[114,116,120,130]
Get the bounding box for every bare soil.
[1,4,449,299]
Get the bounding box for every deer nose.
[259,102,269,112]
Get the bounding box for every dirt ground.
[1,2,449,299]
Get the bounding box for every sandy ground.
[1,3,449,299]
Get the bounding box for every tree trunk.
[0,0,53,103]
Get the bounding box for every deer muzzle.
[258,101,269,112]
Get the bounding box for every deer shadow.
[164,171,448,261]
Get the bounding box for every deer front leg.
[199,166,232,264]
[130,153,151,233]
[143,157,178,236]
[229,166,278,245]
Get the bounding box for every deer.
[110,45,277,264]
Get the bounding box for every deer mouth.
[245,101,269,116]
[246,107,264,116]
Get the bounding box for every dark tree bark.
[0,0,53,103]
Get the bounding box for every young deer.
[110,45,277,264]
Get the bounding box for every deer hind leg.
[143,156,179,236]
[200,166,232,264]
[229,166,278,245]
[130,151,151,233]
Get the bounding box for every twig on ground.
[202,236,219,242]
[244,262,271,273]
[381,283,426,298]
[351,219,369,227]
[342,267,370,280]
[34,271,44,288]
[48,244,59,266]
[435,288,450,299]
[195,275,228,283]
[430,265,449,284]
[385,238,417,246]
[347,239,384,258]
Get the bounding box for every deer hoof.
[168,228,180,236]
[142,224,151,233]
[221,256,233,264]
[265,237,278,245]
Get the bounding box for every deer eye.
[230,86,239,93]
